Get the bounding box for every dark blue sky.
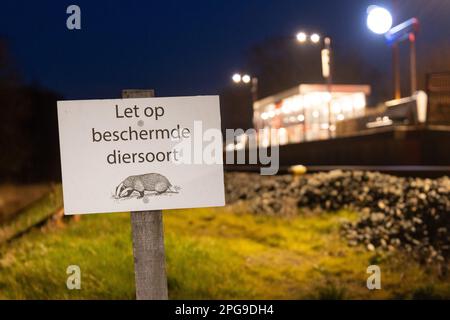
[1,0,449,99]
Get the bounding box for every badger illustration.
[115,173,176,199]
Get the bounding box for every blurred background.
[0,0,449,300]
[0,0,450,182]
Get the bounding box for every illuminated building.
[253,84,370,146]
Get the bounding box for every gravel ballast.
[225,171,450,264]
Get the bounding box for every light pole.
[385,18,419,95]
[409,32,417,93]
[232,72,259,102]
[391,0,401,99]
[296,31,333,137]
[323,37,333,137]
[231,73,261,145]
[367,5,419,97]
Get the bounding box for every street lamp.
[296,31,321,45]
[242,74,251,84]
[366,6,393,34]
[232,73,242,83]
[231,73,259,102]
[295,31,330,80]
[296,32,307,43]
[310,33,321,44]
[296,31,333,137]
[367,5,419,97]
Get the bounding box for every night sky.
[1,0,449,100]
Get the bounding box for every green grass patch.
[0,190,449,299]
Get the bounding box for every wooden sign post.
[122,89,168,300]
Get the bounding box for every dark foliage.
[0,39,61,182]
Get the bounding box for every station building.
[252,84,370,145]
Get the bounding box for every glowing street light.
[242,74,251,84]
[296,32,307,43]
[231,73,259,101]
[232,73,242,83]
[367,5,419,97]
[310,33,321,43]
[366,5,393,35]
[296,31,321,44]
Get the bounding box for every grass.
[0,188,449,299]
